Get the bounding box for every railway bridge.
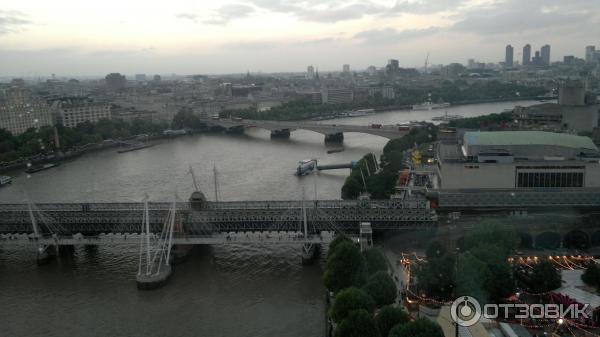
[0,196,435,289]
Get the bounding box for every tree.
[416,242,455,299]
[376,306,409,337]
[330,288,375,323]
[324,241,367,293]
[328,234,353,258]
[364,248,389,275]
[335,309,380,337]
[363,271,397,307]
[462,223,518,258]
[388,318,444,337]
[582,263,600,288]
[524,260,562,293]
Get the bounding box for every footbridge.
[204,118,409,141]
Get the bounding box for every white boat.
[0,175,12,186]
[431,110,464,122]
[412,94,451,111]
[347,109,375,117]
[295,159,317,176]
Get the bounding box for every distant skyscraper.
[532,51,542,66]
[135,74,146,82]
[343,64,350,73]
[307,65,315,79]
[541,44,551,65]
[586,46,596,63]
[505,44,514,68]
[522,44,531,66]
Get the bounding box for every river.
[0,100,540,337]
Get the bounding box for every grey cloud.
[203,3,255,25]
[354,27,441,45]
[450,0,600,35]
[175,13,198,22]
[390,0,467,14]
[248,0,386,23]
[0,10,31,35]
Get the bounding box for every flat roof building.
[436,131,600,190]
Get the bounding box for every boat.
[0,175,12,186]
[295,159,317,176]
[117,143,154,154]
[327,148,344,154]
[431,110,464,122]
[25,162,60,174]
[347,109,375,117]
[412,94,451,111]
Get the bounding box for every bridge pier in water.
[270,129,291,139]
[324,132,343,144]
[301,243,321,265]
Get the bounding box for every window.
[517,172,584,188]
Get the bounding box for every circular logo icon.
[450,296,481,327]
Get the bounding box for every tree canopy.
[335,309,380,337]
[330,287,375,323]
[364,248,389,275]
[376,306,409,337]
[324,241,367,293]
[363,271,397,307]
[388,318,444,337]
[416,241,456,299]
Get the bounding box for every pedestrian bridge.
[204,118,409,140]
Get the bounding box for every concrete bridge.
[204,118,410,142]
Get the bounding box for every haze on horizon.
[0,0,599,77]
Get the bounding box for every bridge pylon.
[136,197,177,290]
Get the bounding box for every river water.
[0,100,540,337]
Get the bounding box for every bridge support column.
[301,243,320,265]
[36,245,57,265]
[270,129,291,139]
[324,132,343,144]
[171,244,194,265]
[359,222,373,252]
[57,245,76,259]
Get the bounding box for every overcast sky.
[1,0,599,76]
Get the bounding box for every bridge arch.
[591,231,600,247]
[518,232,534,249]
[535,231,561,249]
[563,230,590,250]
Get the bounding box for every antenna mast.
[213,164,220,202]
[188,165,199,191]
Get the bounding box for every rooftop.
[464,131,598,151]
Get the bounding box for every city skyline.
[0,0,599,76]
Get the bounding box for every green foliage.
[376,306,409,337]
[172,109,206,129]
[521,260,562,293]
[328,234,354,258]
[456,224,517,304]
[449,112,513,129]
[341,125,437,200]
[416,241,456,299]
[0,118,169,163]
[324,241,368,293]
[388,318,444,337]
[330,288,375,323]
[582,263,600,288]
[363,271,397,307]
[364,248,389,275]
[335,309,380,337]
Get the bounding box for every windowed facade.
[517,171,584,188]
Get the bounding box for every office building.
[52,97,111,128]
[0,87,53,135]
[522,44,531,66]
[541,44,551,65]
[586,46,597,63]
[342,64,350,73]
[307,65,315,80]
[135,74,146,82]
[321,88,353,104]
[505,45,514,68]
